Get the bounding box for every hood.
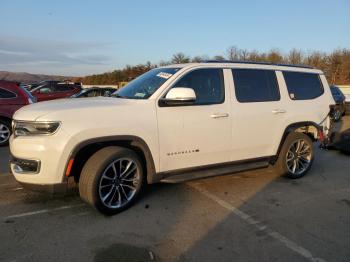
[14,97,139,121]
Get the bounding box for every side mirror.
[159,87,196,106]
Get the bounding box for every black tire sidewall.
[81,147,144,215]
[277,132,314,179]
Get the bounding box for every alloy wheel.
[98,158,140,209]
[286,139,312,175]
[0,124,10,144]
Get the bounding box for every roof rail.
[202,60,314,69]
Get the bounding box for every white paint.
[5,204,85,219]
[189,183,327,262]
[11,62,333,187]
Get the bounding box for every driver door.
[157,68,232,172]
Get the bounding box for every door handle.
[272,109,286,114]
[210,113,229,118]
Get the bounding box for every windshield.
[71,89,89,98]
[113,67,180,99]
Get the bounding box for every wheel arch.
[65,135,157,184]
[0,115,12,123]
[272,121,321,164]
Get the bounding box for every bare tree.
[240,49,249,61]
[171,53,190,64]
[267,49,284,63]
[288,49,303,65]
[191,56,204,62]
[226,46,241,61]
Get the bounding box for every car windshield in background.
[71,89,88,98]
[113,68,180,99]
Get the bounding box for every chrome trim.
[12,120,61,137]
[10,157,41,174]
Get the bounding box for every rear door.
[229,68,287,160]
[0,86,26,114]
[157,68,232,172]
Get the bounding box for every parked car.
[0,80,36,146]
[330,85,346,121]
[10,61,335,214]
[23,80,61,91]
[31,82,82,101]
[71,87,116,98]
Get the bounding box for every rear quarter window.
[0,88,17,99]
[283,72,324,100]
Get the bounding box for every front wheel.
[274,132,314,179]
[79,146,145,215]
[0,119,11,146]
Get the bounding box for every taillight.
[318,130,325,142]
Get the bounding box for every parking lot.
[0,118,349,262]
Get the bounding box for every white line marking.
[4,204,85,219]
[9,187,23,191]
[189,183,326,262]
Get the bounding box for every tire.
[0,119,11,146]
[274,132,314,179]
[79,146,145,215]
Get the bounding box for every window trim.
[158,68,226,107]
[0,87,18,100]
[231,68,281,103]
[282,71,324,101]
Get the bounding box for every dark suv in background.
[330,85,346,121]
[0,80,36,146]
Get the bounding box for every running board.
[160,160,269,183]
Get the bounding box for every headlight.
[13,121,61,137]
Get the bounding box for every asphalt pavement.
[0,118,349,262]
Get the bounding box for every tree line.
[77,47,350,85]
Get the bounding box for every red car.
[30,82,82,102]
[0,80,36,146]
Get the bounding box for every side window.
[283,72,324,100]
[173,68,224,105]
[39,85,53,94]
[232,69,280,102]
[55,84,74,92]
[0,88,17,99]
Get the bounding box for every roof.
[162,61,322,74]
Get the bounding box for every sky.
[0,0,349,76]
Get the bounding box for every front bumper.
[9,126,76,187]
[9,154,76,193]
[18,181,69,194]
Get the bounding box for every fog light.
[10,157,40,174]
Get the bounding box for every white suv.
[10,62,334,214]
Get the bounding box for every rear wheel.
[0,119,11,146]
[79,146,144,215]
[274,132,314,179]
